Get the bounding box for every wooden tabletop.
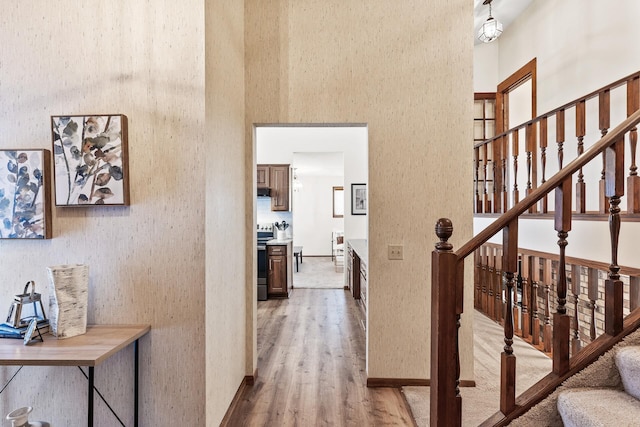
[0,324,151,367]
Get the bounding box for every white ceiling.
[473,0,534,45]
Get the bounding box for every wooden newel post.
[430,218,462,427]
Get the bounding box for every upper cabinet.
[270,165,289,211]
[257,164,290,211]
[257,165,270,189]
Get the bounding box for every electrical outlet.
[388,244,404,260]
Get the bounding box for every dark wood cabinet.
[257,165,270,189]
[270,165,289,211]
[256,164,289,211]
[268,243,292,298]
[352,249,361,300]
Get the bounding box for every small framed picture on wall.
[351,183,367,215]
[51,114,129,206]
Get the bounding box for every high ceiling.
[473,0,534,45]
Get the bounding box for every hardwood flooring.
[225,288,416,426]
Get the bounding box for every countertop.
[266,238,293,246]
[348,239,367,262]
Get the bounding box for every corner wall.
[205,0,247,424]
[246,0,474,381]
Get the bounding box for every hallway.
[225,289,415,426]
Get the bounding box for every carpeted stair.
[557,346,640,427]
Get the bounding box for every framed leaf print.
[0,149,52,239]
[51,114,130,206]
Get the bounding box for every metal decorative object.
[5,281,47,329]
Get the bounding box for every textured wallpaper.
[0,1,208,425]
[245,0,475,381]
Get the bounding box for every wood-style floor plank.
[225,289,416,426]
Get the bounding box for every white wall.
[293,174,344,255]
[499,0,640,113]
[474,41,500,92]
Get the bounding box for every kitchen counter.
[348,239,367,260]
[266,238,293,245]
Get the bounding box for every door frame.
[493,58,537,212]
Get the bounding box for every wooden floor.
[225,288,416,426]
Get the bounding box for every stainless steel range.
[257,223,274,301]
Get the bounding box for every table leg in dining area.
[293,246,303,272]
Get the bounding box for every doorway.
[251,124,369,377]
[497,58,537,208]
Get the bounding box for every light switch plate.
[388,244,404,260]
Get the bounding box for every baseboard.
[367,378,429,388]
[367,378,476,388]
[220,369,257,426]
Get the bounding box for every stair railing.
[474,243,640,357]
[475,71,640,215]
[431,107,640,427]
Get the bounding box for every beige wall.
[0,2,239,425]
[205,0,248,424]
[246,0,475,380]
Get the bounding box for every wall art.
[351,183,367,215]
[51,114,129,206]
[0,149,52,239]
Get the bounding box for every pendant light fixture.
[477,0,503,43]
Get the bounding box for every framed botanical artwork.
[51,114,129,206]
[351,183,367,215]
[0,149,52,239]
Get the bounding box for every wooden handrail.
[458,108,640,260]
[474,70,640,150]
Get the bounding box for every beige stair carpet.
[557,346,640,427]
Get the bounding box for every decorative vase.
[5,406,50,427]
[47,264,89,339]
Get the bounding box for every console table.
[0,324,151,426]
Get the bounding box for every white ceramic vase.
[5,406,50,427]
[47,264,89,339]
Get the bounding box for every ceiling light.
[477,0,503,43]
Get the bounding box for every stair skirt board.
[557,388,640,427]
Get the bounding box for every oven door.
[257,244,267,283]
[257,244,268,300]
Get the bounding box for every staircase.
[558,345,640,426]
[429,71,640,427]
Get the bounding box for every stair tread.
[558,388,640,427]
[616,346,640,400]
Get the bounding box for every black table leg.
[88,366,94,427]
[135,339,139,427]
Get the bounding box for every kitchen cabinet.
[256,164,290,211]
[267,242,292,298]
[347,239,367,319]
[257,165,270,189]
[270,165,289,211]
